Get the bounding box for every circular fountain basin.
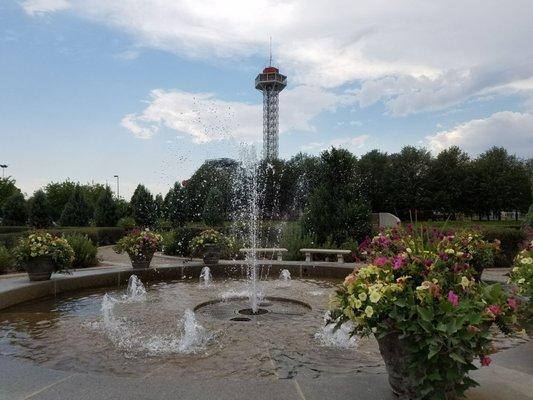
[0,277,385,379]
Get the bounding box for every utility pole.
[0,164,8,179]
[113,175,120,199]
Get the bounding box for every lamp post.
[113,175,120,199]
[0,164,7,179]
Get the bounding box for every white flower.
[445,248,455,254]
[520,257,532,265]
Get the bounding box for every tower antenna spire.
[269,36,272,66]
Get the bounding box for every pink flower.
[392,255,405,270]
[486,305,502,316]
[447,291,459,307]
[374,257,388,267]
[344,274,357,286]
[480,355,491,367]
[507,297,519,311]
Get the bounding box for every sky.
[1,0,533,199]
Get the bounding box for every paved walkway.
[0,249,530,399]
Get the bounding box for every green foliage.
[359,149,391,213]
[28,190,52,228]
[189,229,232,257]
[202,187,226,226]
[154,194,165,220]
[130,184,155,227]
[162,227,205,257]
[280,221,316,261]
[481,227,527,267]
[59,185,92,227]
[1,192,27,226]
[164,182,187,227]
[93,186,118,227]
[65,234,98,268]
[44,180,77,222]
[185,159,236,221]
[0,244,15,273]
[117,216,136,230]
[524,204,533,228]
[304,147,371,245]
[0,177,21,214]
[114,229,162,256]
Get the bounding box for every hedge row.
[0,227,125,249]
[480,227,528,268]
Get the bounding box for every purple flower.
[393,255,405,270]
[447,291,459,307]
[374,256,388,267]
[439,252,449,261]
[424,259,433,267]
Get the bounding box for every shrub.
[164,182,187,227]
[163,227,218,257]
[280,222,316,261]
[28,190,52,228]
[189,229,231,257]
[93,187,118,227]
[481,227,527,267]
[117,216,136,230]
[154,218,172,231]
[1,192,27,226]
[0,244,14,273]
[65,234,98,268]
[509,239,533,332]
[59,185,92,227]
[0,226,29,234]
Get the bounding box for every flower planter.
[376,332,458,400]
[203,244,221,266]
[24,257,56,281]
[128,251,154,269]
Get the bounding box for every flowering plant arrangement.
[509,239,533,297]
[14,232,74,272]
[114,229,163,257]
[189,229,232,257]
[329,227,520,399]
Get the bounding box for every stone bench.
[239,248,288,261]
[300,248,351,263]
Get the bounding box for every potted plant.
[114,229,163,269]
[190,229,229,265]
[14,232,75,281]
[509,239,532,332]
[329,227,519,400]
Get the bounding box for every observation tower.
[255,53,287,160]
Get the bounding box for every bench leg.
[337,254,344,263]
[277,253,282,261]
[305,252,311,262]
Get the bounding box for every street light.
[0,164,8,179]
[113,175,120,199]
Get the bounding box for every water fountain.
[199,267,212,287]
[279,269,291,285]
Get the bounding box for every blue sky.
[1,0,532,199]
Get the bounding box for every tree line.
[0,146,531,233]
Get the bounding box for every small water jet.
[199,267,212,287]
[123,275,146,301]
[279,269,291,285]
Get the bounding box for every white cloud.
[21,0,70,15]
[22,1,533,115]
[114,50,140,60]
[425,111,533,157]
[121,85,349,142]
[301,134,370,154]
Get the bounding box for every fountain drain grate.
[238,308,269,316]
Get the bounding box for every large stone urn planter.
[24,257,56,281]
[376,332,458,400]
[203,244,221,266]
[128,251,154,269]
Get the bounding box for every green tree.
[427,146,471,218]
[303,147,371,245]
[130,184,155,227]
[358,149,391,213]
[0,177,22,222]
[185,158,236,220]
[93,186,118,227]
[257,159,285,220]
[59,185,92,226]
[44,180,77,222]
[1,192,27,226]
[164,182,187,227]
[28,190,52,228]
[154,194,165,220]
[387,146,432,220]
[202,187,226,226]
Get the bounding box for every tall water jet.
[199,267,212,287]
